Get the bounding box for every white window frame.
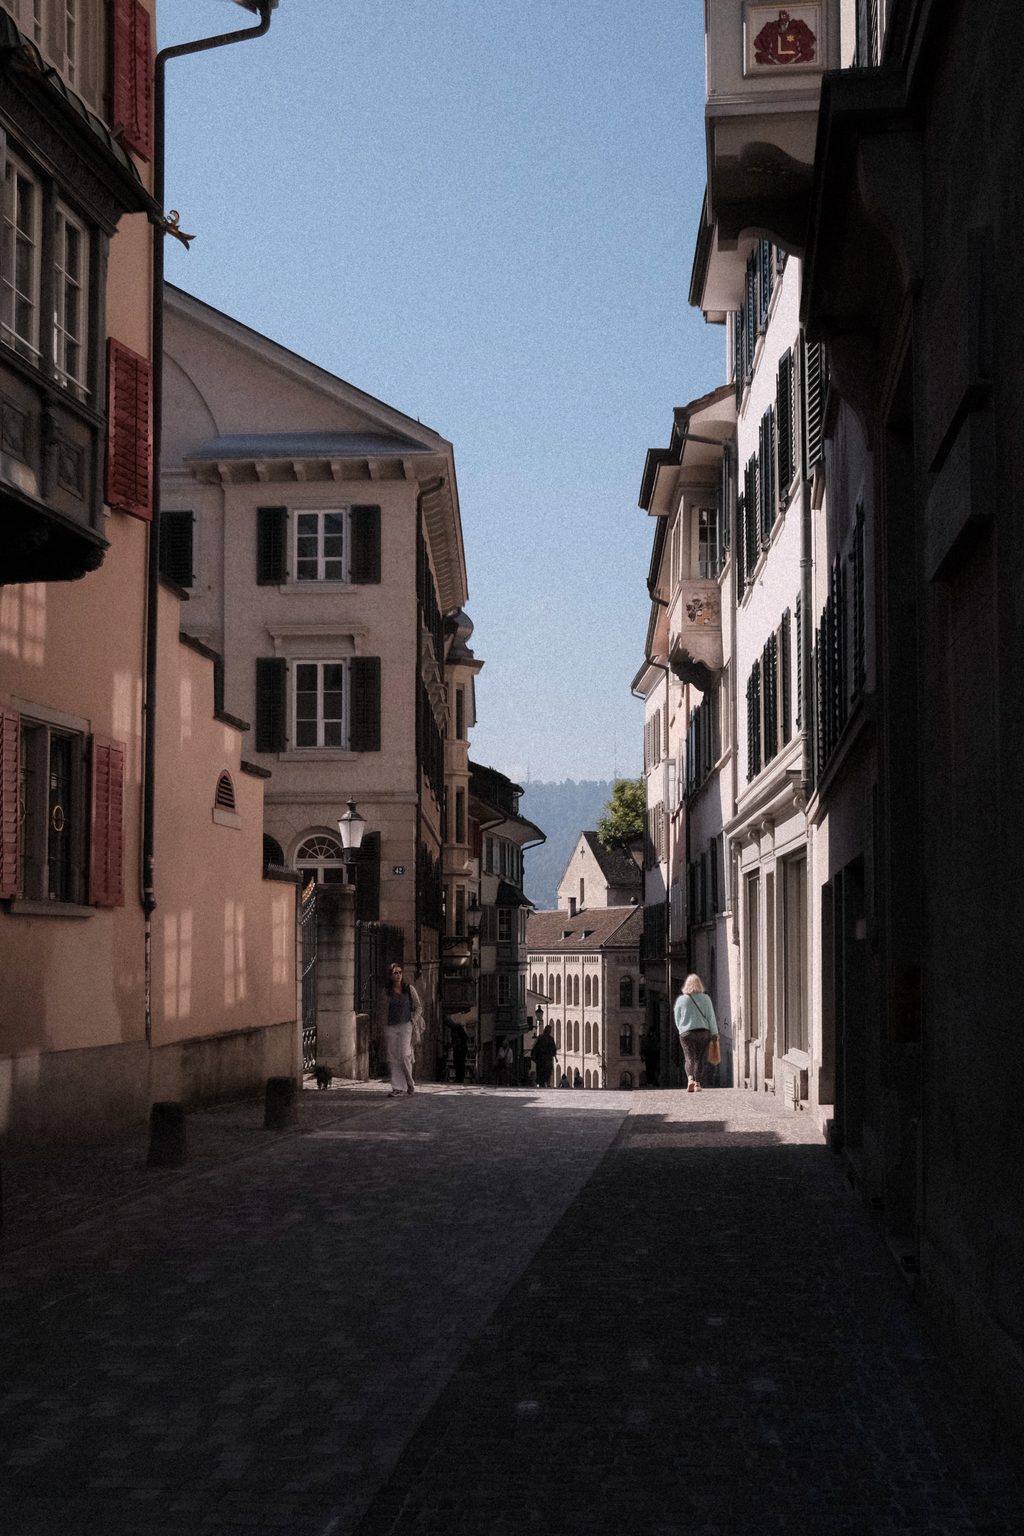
[293,508,349,583]
[53,201,89,401]
[292,658,348,750]
[2,155,42,364]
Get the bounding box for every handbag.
[694,995,720,1064]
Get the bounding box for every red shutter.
[0,709,21,900]
[90,735,126,908]
[110,0,153,162]
[105,338,153,521]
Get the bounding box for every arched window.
[555,1019,561,1048]
[620,1023,634,1057]
[593,977,599,1006]
[585,1070,591,1088]
[593,1022,600,1055]
[638,981,646,1007]
[573,975,580,1007]
[574,1020,580,1053]
[548,976,554,1001]
[620,1070,633,1089]
[555,976,561,1005]
[620,976,633,1008]
[584,975,591,1007]
[584,1021,591,1053]
[295,833,346,884]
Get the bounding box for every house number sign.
[746,5,820,72]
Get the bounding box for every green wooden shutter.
[159,511,193,587]
[257,507,287,585]
[777,350,794,495]
[781,609,792,744]
[354,830,381,922]
[350,656,381,752]
[0,708,21,900]
[255,658,287,752]
[350,505,381,584]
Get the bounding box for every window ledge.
[5,899,95,919]
[213,807,242,829]
[277,582,360,594]
[277,749,358,762]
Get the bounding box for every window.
[698,506,721,579]
[19,720,84,902]
[555,1018,561,1048]
[294,662,345,748]
[802,333,826,479]
[620,975,633,1008]
[638,981,646,1008]
[620,1071,633,1088]
[592,978,599,1006]
[2,158,40,363]
[295,510,346,581]
[497,908,512,942]
[620,1023,634,1056]
[777,349,795,497]
[574,1020,580,1052]
[573,975,580,1007]
[548,975,554,1001]
[295,833,346,884]
[585,1021,591,1052]
[455,885,465,937]
[746,659,762,781]
[584,974,591,1007]
[214,772,235,811]
[53,205,88,400]
[455,788,465,845]
[555,975,561,1004]
[585,1070,591,1088]
[455,687,465,740]
[497,973,512,1006]
[579,876,585,907]
[759,406,776,545]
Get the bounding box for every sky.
[156,0,724,784]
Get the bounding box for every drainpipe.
[799,477,813,797]
[413,477,445,990]
[142,3,275,1048]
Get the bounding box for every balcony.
[669,581,724,692]
[705,2,839,251]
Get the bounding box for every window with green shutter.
[255,658,287,752]
[257,507,287,585]
[350,505,381,584]
[350,656,381,753]
[777,350,795,497]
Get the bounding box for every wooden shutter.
[350,656,381,752]
[256,507,287,585]
[777,350,794,495]
[802,334,825,478]
[105,338,152,520]
[159,512,193,587]
[781,609,792,745]
[0,708,21,900]
[111,0,153,161]
[89,734,125,908]
[354,830,381,922]
[350,505,381,584]
[255,658,287,752]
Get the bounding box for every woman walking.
[673,974,719,1093]
[378,963,423,1097]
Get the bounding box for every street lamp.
[535,1005,544,1035]
[337,800,367,884]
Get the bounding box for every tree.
[596,777,645,850]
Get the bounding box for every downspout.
[142,3,274,1047]
[799,477,813,796]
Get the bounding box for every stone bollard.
[147,1101,187,1167]
[264,1076,299,1130]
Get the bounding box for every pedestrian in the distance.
[674,974,719,1093]
[377,962,422,1097]
[573,1069,583,1089]
[558,1072,570,1088]
[641,1028,661,1088]
[450,1020,469,1084]
[495,1038,514,1087]
[530,1024,558,1088]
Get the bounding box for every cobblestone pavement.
[2,1086,1020,1535]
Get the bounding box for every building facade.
[1,1,296,1143]
[161,284,469,1078]
[526,905,644,1089]
[556,830,640,915]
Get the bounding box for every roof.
[526,906,643,953]
[185,431,432,463]
[580,832,642,890]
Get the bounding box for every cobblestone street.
[1,1086,1020,1536]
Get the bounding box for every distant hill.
[519,780,614,911]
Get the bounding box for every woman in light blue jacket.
[673,973,718,1092]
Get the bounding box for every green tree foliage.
[596,777,646,850]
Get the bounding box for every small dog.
[314,1064,334,1090]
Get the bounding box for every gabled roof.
[526,905,643,952]
[563,832,642,892]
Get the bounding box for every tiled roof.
[526,905,643,952]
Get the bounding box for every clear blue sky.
[157,0,723,783]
